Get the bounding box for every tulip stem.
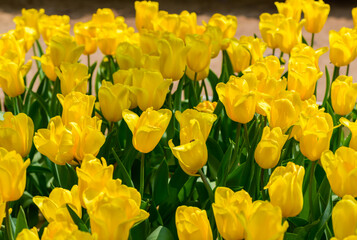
[140,153,145,197]
[261,168,267,200]
[198,169,214,203]
[309,161,317,221]
[202,80,209,101]
[346,64,350,76]
[310,33,315,48]
[231,122,242,168]
[332,66,340,82]
[272,48,275,56]
[5,202,14,240]
[88,54,92,95]
[11,97,19,115]
[244,124,250,147]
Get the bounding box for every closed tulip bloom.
[57,92,96,126]
[73,22,97,55]
[48,34,84,67]
[13,8,45,39]
[353,8,357,28]
[340,118,357,150]
[302,0,330,33]
[33,53,57,81]
[42,221,95,240]
[245,200,289,240]
[321,147,357,197]
[131,68,172,111]
[123,108,172,153]
[186,65,209,81]
[176,206,213,240]
[113,69,138,109]
[169,119,208,176]
[329,27,357,67]
[153,11,180,33]
[141,54,160,71]
[158,34,188,81]
[176,11,198,40]
[0,112,34,157]
[195,101,217,114]
[115,42,143,70]
[0,148,30,201]
[34,116,74,165]
[275,0,302,21]
[275,17,305,54]
[255,127,288,169]
[91,8,115,26]
[55,62,90,96]
[135,1,159,31]
[39,14,71,44]
[332,75,357,116]
[139,31,160,55]
[185,34,212,73]
[33,185,82,224]
[217,74,257,124]
[97,27,128,56]
[259,13,286,49]
[204,25,224,58]
[332,195,357,239]
[16,227,40,240]
[212,187,252,240]
[98,81,131,122]
[265,162,305,217]
[8,25,37,53]
[207,13,237,39]
[290,43,328,71]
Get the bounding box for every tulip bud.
[0,148,30,201]
[331,75,357,116]
[275,17,305,54]
[329,27,357,67]
[135,1,159,31]
[212,187,252,240]
[74,22,97,55]
[92,8,115,26]
[340,118,357,151]
[0,112,34,157]
[203,25,223,58]
[153,11,180,33]
[115,42,143,70]
[302,0,330,33]
[113,69,138,109]
[176,206,213,240]
[207,13,237,39]
[16,227,40,240]
[216,74,257,124]
[39,14,71,44]
[321,147,357,197]
[123,108,172,153]
[259,13,286,49]
[176,11,198,40]
[332,195,357,240]
[255,127,288,169]
[275,0,302,21]
[185,34,211,73]
[13,8,45,39]
[97,27,127,56]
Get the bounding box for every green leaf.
[216,142,234,187]
[14,206,28,238]
[112,148,134,187]
[207,70,219,101]
[146,226,174,240]
[322,66,330,106]
[284,232,304,240]
[174,77,184,112]
[153,159,169,205]
[178,176,197,203]
[66,204,89,232]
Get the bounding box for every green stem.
[261,168,267,200]
[272,48,275,56]
[311,33,315,48]
[88,55,92,95]
[202,79,209,101]
[140,153,145,197]
[5,202,14,240]
[230,123,242,169]
[194,72,199,101]
[50,78,60,116]
[11,97,19,115]
[107,55,114,83]
[332,66,340,82]
[17,95,23,113]
[309,161,317,221]
[244,124,250,147]
[198,169,214,202]
[346,64,350,76]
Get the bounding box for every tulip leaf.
[153,159,169,205]
[146,226,174,240]
[112,148,134,188]
[14,206,28,238]
[216,141,234,187]
[28,91,50,122]
[284,232,304,240]
[174,77,184,112]
[66,204,89,232]
[178,176,197,203]
[207,70,219,101]
[322,66,330,106]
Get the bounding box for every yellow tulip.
[275,0,302,21]
[245,200,289,240]
[57,91,96,126]
[98,80,131,122]
[290,43,328,71]
[0,112,34,157]
[329,27,357,67]
[131,68,172,111]
[0,200,5,233]
[123,108,172,153]
[332,195,357,240]
[207,13,238,39]
[275,17,305,54]
[216,74,257,124]
[39,14,71,44]
[85,179,149,240]
[0,34,26,65]
[185,34,212,73]
[169,119,208,176]
[8,26,37,53]
[264,162,305,217]
[48,34,84,67]
[227,36,267,73]
[73,22,97,55]
[97,27,128,56]
[33,53,57,81]
[33,116,74,165]
[204,25,224,58]
[195,101,217,114]
[340,118,357,150]
[33,185,81,224]
[0,57,32,97]
[158,34,188,81]
[153,11,180,33]
[55,62,90,96]
[76,154,114,208]
[13,8,45,39]
[176,10,198,40]
[16,227,40,240]
[139,30,160,55]
[331,75,357,116]
[321,147,357,197]
[186,65,209,81]
[141,54,160,72]
[212,187,252,240]
[135,1,159,31]
[176,206,213,240]
[254,127,288,169]
[259,13,286,49]
[302,0,330,33]
[353,8,357,28]
[91,8,115,26]
[115,42,143,70]
[41,221,95,240]
[68,116,105,162]
[0,148,30,201]
[113,69,138,109]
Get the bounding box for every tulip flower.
[0,200,5,231]
[353,8,357,28]
[203,25,224,58]
[55,62,90,96]
[259,13,286,49]
[186,65,209,81]
[176,10,198,40]
[33,53,57,81]
[245,200,289,240]
[216,74,257,124]
[113,69,138,109]
[185,34,212,73]
[34,116,74,165]
[275,0,302,21]
[176,206,213,240]
[153,11,180,34]
[195,101,217,114]
[115,42,143,70]
[41,221,95,240]
[13,8,45,39]
[265,162,305,217]
[0,34,26,65]
[275,17,305,54]
[0,112,34,157]
[332,195,357,240]
[33,185,82,224]
[123,108,172,153]
[98,81,131,122]
[302,0,330,34]
[130,68,172,111]
[39,14,71,44]
[91,8,116,26]
[7,26,37,53]
[331,75,357,116]
[135,1,159,31]
[73,22,97,55]
[97,27,129,56]
[290,43,328,71]
[0,148,30,201]
[158,34,188,81]
[141,54,160,71]
[212,187,252,240]
[16,228,40,240]
[255,127,288,169]
[139,30,160,55]
[340,118,357,150]
[329,27,357,67]
[207,13,237,39]
[321,147,357,197]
